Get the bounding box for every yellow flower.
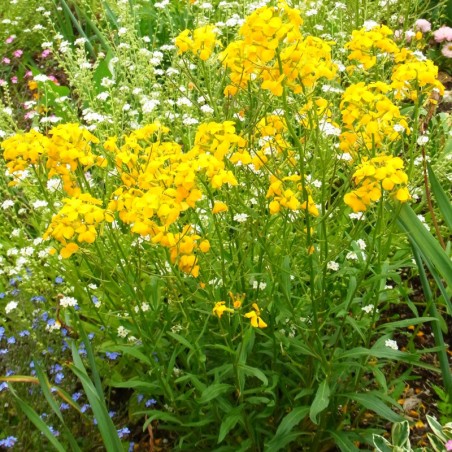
[213,301,234,318]
[244,303,267,328]
[212,201,229,214]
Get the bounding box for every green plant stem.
[412,243,452,395]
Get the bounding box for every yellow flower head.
[213,301,234,318]
[244,303,268,328]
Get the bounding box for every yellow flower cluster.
[266,174,319,216]
[339,82,409,155]
[219,2,336,96]
[344,155,410,212]
[345,25,399,70]
[43,193,113,258]
[1,123,106,194]
[106,121,244,276]
[228,115,290,171]
[391,58,444,101]
[175,25,219,61]
[2,129,49,176]
[212,294,267,328]
[46,123,107,195]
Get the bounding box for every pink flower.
[48,75,59,85]
[41,49,51,58]
[2,57,11,64]
[24,71,32,78]
[433,26,452,43]
[442,43,452,58]
[415,19,431,33]
[446,440,452,451]
[394,29,403,41]
[13,49,23,58]
[10,76,18,84]
[0,79,7,87]
[5,35,15,44]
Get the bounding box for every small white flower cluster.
[59,296,78,308]
[5,301,18,314]
[385,339,398,350]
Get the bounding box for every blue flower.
[0,327,5,340]
[31,295,45,303]
[7,337,15,345]
[0,382,9,392]
[54,372,65,384]
[105,352,120,360]
[0,436,17,448]
[54,276,64,284]
[60,403,70,411]
[0,293,5,299]
[0,349,8,355]
[19,330,30,337]
[117,427,130,439]
[128,442,135,452]
[108,410,116,418]
[48,426,59,437]
[145,398,157,408]
[137,394,144,403]
[80,404,90,413]
[71,391,82,401]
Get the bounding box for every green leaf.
[372,434,393,452]
[199,383,233,404]
[427,433,448,452]
[265,406,309,451]
[33,360,82,451]
[8,385,66,452]
[309,380,330,425]
[398,204,452,288]
[329,430,360,452]
[428,164,452,231]
[426,415,447,442]
[377,316,437,331]
[392,420,410,448]
[348,393,403,423]
[142,411,182,430]
[218,408,243,443]
[237,364,268,386]
[70,343,123,452]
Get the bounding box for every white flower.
[32,200,48,209]
[234,213,248,223]
[356,239,366,250]
[74,37,87,46]
[417,135,429,146]
[2,200,14,209]
[385,339,398,350]
[252,281,267,290]
[96,92,109,101]
[5,301,18,314]
[59,296,78,308]
[88,283,98,290]
[118,27,128,36]
[349,212,366,221]
[363,20,379,31]
[306,9,318,16]
[362,304,375,314]
[338,152,352,161]
[200,104,214,114]
[182,117,199,126]
[117,326,130,338]
[393,123,405,133]
[346,251,358,260]
[327,261,339,271]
